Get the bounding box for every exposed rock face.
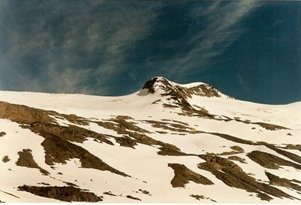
[2,156,10,163]
[190,194,216,202]
[18,185,102,202]
[0,101,55,124]
[168,163,213,187]
[247,150,301,170]
[41,133,128,177]
[126,195,141,201]
[0,101,129,177]
[16,149,49,175]
[198,155,297,201]
[143,77,221,117]
[143,77,222,98]
[265,172,301,192]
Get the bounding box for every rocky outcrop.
[143,77,219,117]
[143,77,222,98]
[198,154,297,201]
[168,163,213,187]
[18,185,102,202]
[16,149,49,175]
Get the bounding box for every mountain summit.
[142,77,228,117]
[142,76,224,98]
[0,78,300,203]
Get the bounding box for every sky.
[0,0,300,104]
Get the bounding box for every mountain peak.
[141,76,228,117]
[142,76,225,99]
[142,76,171,94]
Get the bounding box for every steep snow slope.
[0,77,300,202]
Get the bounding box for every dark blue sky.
[0,1,300,104]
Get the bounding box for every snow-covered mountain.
[0,76,300,203]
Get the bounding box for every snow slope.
[0,76,300,202]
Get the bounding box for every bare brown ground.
[253,122,288,131]
[138,189,150,195]
[285,144,301,152]
[206,132,301,168]
[168,163,213,188]
[2,156,10,163]
[25,122,114,144]
[0,101,57,124]
[62,114,89,126]
[209,132,256,145]
[263,143,301,164]
[190,194,216,202]
[105,115,151,134]
[215,145,245,156]
[18,185,102,202]
[156,131,168,134]
[228,156,246,163]
[234,117,288,130]
[126,195,141,201]
[16,149,49,175]
[230,146,244,152]
[247,150,301,170]
[144,120,200,134]
[265,172,301,192]
[41,132,128,177]
[114,136,137,148]
[0,102,130,176]
[0,132,5,137]
[96,116,187,156]
[198,154,296,201]
[0,101,187,163]
[103,191,116,196]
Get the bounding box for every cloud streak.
[0,0,160,94]
[161,1,261,78]
[237,74,249,92]
[0,1,262,95]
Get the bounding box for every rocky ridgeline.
[143,76,223,98]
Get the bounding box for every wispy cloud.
[0,0,160,94]
[0,1,263,95]
[161,1,261,78]
[237,74,249,92]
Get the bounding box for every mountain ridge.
[142,76,226,98]
[0,77,300,202]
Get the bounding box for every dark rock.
[16,149,49,175]
[18,185,102,202]
[2,156,10,163]
[126,195,141,201]
[168,163,213,187]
